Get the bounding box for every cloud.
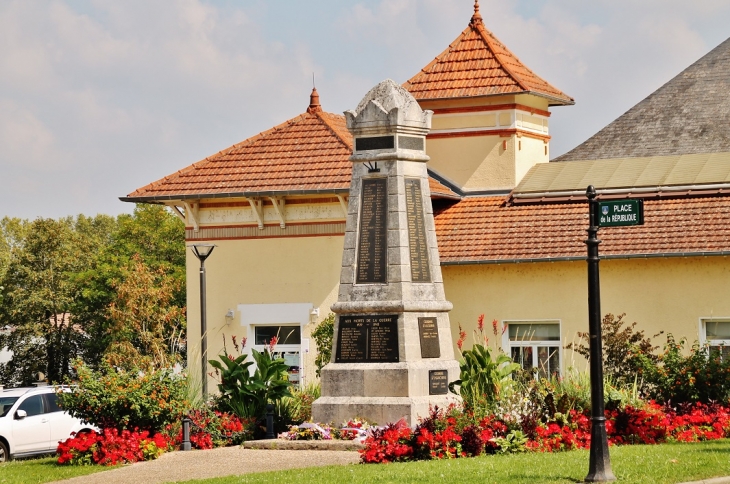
[0,99,57,170]
[0,0,325,218]
[0,0,728,218]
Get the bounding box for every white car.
[0,386,96,462]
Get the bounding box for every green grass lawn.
[181,440,730,484]
[0,456,110,484]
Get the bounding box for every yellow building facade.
[123,4,730,394]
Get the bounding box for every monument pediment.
[345,79,431,131]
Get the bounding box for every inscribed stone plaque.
[335,315,399,363]
[356,178,388,284]
[405,178,431,282]
[398,135,424,151]
[429,370,448,395]
[418,317,440,358]
[355,136,395,151]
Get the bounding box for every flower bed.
[57,409,251,465]
[57,429,171,466]
[279,419,370,441]
[359,402,730,463]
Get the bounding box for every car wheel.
[0,440,9,463]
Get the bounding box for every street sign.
[598,199,644,227]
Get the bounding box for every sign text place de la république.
[598,199,644,227]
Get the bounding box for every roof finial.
[470,0,483,26]
[307,82,321,114]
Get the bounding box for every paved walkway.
[48,447,360,484]
[46,445,730,484]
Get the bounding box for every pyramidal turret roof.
[556,37,730,161]
[403,1,573,105]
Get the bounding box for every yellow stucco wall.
[186,223,730,390]
[426,133,548,191]
[516,136,549,184]
[426,135,515,190]
[443,256,730,372]
[514,94,552,112]
[186,235,343,394]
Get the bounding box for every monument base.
[312,360,461,426]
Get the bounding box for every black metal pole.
[266,403,275,439]
[200,260,208,400]
[182,417,192,451]
[585,185,615,482]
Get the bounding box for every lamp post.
[584,186,615,482]
[189,243,216,400]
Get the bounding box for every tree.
[72,204,185,368]
[104,254,186,371]
[0,217,105,385]
[0,206,186,386]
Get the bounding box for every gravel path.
[48,447,360,484]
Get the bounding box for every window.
[505,321,561,379]
[254,325,301,346]
[45,393,62,413]
[0,397,18,418]
[17,395,44,417]
[702,319,730,360]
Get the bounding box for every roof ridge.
[472,22,530,93]
[316,111,353,151]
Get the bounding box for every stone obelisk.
[312,79,460,426]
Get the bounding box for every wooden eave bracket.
[246,197,264,229]
[166,204,187,224]
[336,194,349,217]
[268,196,286,228]
[182,200,200,232]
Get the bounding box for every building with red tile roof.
[121,3,730,390]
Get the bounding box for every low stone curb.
[681,478,730,484]
[243,438,364,451]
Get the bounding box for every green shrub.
[278,382,321,424]
[640,334,730,405]
[565,313,660,390]
[59,361,188,433]
[210,345,292,421]
[449,324,519,410]
[312,314,334,377]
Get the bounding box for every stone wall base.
[312,360,461,426]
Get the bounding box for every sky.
[1,0,729,220]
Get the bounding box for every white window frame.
[237,303,312,386]
[501,319,562,379]
[699,317,730,358]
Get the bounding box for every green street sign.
[598,199,644,227]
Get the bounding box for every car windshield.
[0,397,19,417]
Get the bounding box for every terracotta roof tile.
[434,195,730,262]
[124,89,458,201]
[429,177,461,200]
[403,2,573,105]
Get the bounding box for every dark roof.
[555,37,730,162]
